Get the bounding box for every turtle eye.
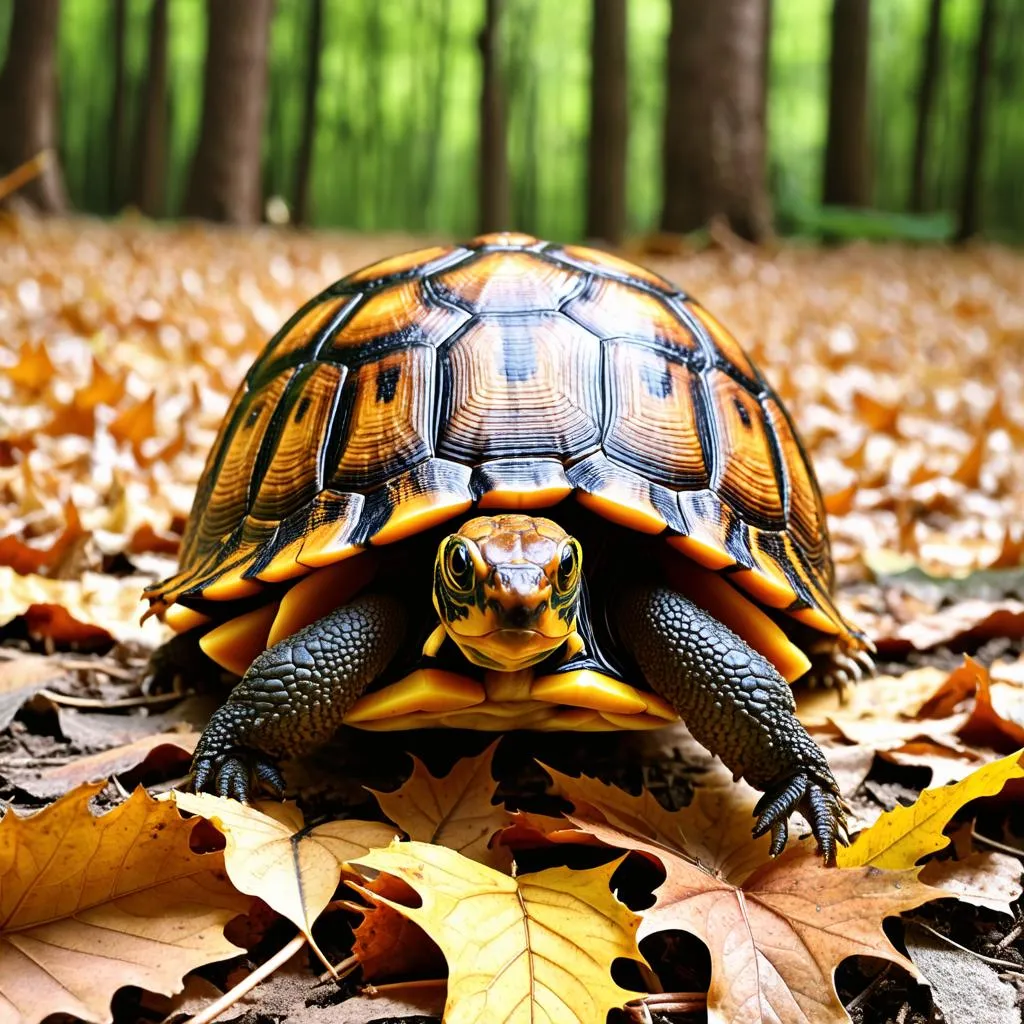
[444,538,475,594]
[555,540,581,594]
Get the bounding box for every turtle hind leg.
[140,628,223,695]
[616,584,847,862]
[190,592,407,801]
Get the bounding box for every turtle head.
[433,515,583,671]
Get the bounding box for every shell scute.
[147,236,851,648]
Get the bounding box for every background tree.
[585,0,628,245]
[184,0,273,224]
[108,0,128,212]
[957,0,997,242]
[134,0,168,217]
[660,0,772,241]
[0,0,69,212]
[822,0,872,208]
[909,0,943,213]
[477,0,510,233]
[294,0,325,225]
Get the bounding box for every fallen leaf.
[919,851,1023,916]
[572,815,938,1024]
[351,841,644,1023]
[368,742,511,870]
[5,340,55,392]
[0,782,251,1024]
[0,654,68,730]
[543,764,772,884]
[837,748,1024,869]
[0,498,87,576]
[351,871,445,981]
[172,791,396,971]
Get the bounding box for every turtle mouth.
[448,627,566,670]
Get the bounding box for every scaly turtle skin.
[145,233,873,860]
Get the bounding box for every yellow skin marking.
[432,514,583,672]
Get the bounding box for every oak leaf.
[172,791,396,970]
[368,741,511,869]
[837,748,1024,869]
[0,782,251,1024]
[351,841,644,1023]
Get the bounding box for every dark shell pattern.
[146,233,850,641]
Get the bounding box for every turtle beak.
[487,565,551,630]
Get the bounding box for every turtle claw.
[753,771,849,864]
[190,748,285,802]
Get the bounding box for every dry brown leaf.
[0,782,251,1024]
[543,764,773,884]
[5,340,55,392]
[0,566,166,646]
[172,792,396,970]
[351,871,446,982]
[351,841,644,1023]
[572,814,938,1024]
[919,851,1023,915]
[368,741,511,870]
[0,497,86,576]
[0,653,68,729]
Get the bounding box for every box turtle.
[145,232,873,860]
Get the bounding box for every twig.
[0,151,50,203]
[189,932,307,1024]
[845,963,893,1013]
[910,920,1024,972]
[36,688,183,709]
[972,829,1024,858]
[996,918,1023,951]
[316,954,358,985]
[625,992,707,1021]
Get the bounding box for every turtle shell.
[146,232,856,664]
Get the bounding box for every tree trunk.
[660,0,771,241]
[419,0,452,226]
[585,0,628,245]
[909,0,943,212]
[956,0,996,242]
[108,0,128,211]
[293,0,323,225]
[477,0,510,233]
[135,0,168,217]
[822,0,872,208]
[0,0,69,212]
[184,0,273,224]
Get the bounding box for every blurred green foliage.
[1,0,1022,241]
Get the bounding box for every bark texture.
[134,0,169,217]
[586,0,628,245]
[822,0,872,208]
[294,0,325,225]
[184,0,273,224]
[0,0,69,212]
[660,0,772,241]
[910,0,943,212]
[956,0,996,242]
[477,0,510,233]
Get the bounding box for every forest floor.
[0,215,1023,1024]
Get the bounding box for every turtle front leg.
[617,585,847,862]
[191,592,406,800]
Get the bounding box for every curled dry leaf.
[0,782,251,1024]
[837,748,1024,869]
[919,851,1024,916]
[351,841,645,1023]
[172,791,396,972]
[368,741,511,870]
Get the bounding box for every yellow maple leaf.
[351,841,644,1023]
[172,791,396,970]
[369,741,511,869]
[0,782,251,1024]
[837,747,1024,869]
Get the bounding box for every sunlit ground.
[0,215,1022,650]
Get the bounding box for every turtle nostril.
[504,606,533,629]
